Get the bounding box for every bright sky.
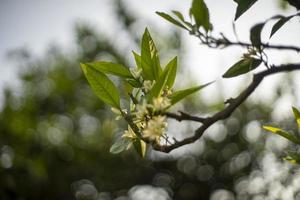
[0,0,300,115]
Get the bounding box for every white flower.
[152,97,171,111]
[134,100,150,120]
[143,115,167,142]
[143,80,155,93]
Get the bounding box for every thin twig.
[153,64,300,153]
[165,111,206,123]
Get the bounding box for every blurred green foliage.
[0,1,299,200]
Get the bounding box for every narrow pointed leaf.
[263,125,300,145]
[250,23,264,48]
[172,10,193,29]
[83,62,133,78]
[81,64,121,109]
[148,57,177,100]
[234,0,258,20]
[222,58,262,78]
[190,0,211,31]
[126,78,142,88]
[270,16,293,38]
[170,82,213,105]
[133,139,146,158]
[132,51,142,69]
[156,12,189,30]
[292,106,300,127]
[141,28,162,81]
[165,57,177,89]
[110,137,131,154]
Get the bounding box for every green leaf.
[133,139,146,158]
[132,51,142,69]
[270,16,293,38]
[292,106,300,127]
[126,78,142,88]
[190,0,211,31]
[222,58,262,78]
[165,57,177,89]
[83,62,133,78]
[283,151,300,164]
[156,12,189,30]
[110,137,131,154]
[250,23,265,48]
[141,28,162,81]
[263,125,300,145]
[81,64,121,109]
[170,82,213,105]
[172,10,193,29]
[148,57,177,100]
[234,0,258,20]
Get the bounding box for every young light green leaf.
[81,64,121,109]
[133,139,146,158]
[292,106,300,127]
[165,57,177,89]
[170,82,213,105]
[190,0,212,31]
[141,28,162,81]
[250,23,265,48]
[132,51,142,69]
[110,137,131,154]
[222,58,262,78]
[234,0,258,20]
[148,57,177,100]
[270,16,293,38]
[263,125,300,145]
[83,62,133,78]
[156,12,189,30]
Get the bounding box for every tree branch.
[154,64,300,153]
[223,41,300,52]
[165,111,206,123]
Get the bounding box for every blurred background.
[0,0,300,199]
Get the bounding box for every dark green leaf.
[234,0,258,20]
[190,0,212,31]
[141,28,162,81]
[83,62,133,78]
[81,64,121,109]
[170,82,213,105]
[292,106,300,127]
[286,0,300,10]
[148,57,177,100]
[222,58,262,78]
[270,16,293,38]
[250,23,264,48]
[126,78,142,88]
[110,137,131,154]
[156,12,189,30]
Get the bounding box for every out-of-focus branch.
[165,111,206,123]
[193,30,300,52]
[154,64,300,153]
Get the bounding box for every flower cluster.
[115,67,173,144]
